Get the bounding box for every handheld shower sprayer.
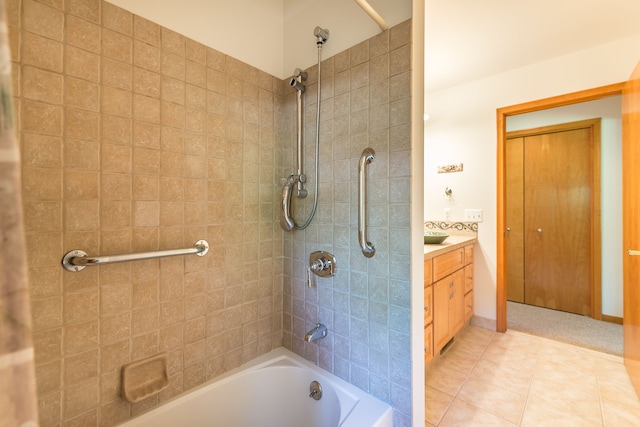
[280,26,329,231]
[281,174,297,231]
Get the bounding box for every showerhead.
[314,26,329,45]
[289,77,305,93]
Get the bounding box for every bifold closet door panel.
[506,136,525,303]
[523,128,592,315]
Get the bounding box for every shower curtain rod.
[354,0,388,31]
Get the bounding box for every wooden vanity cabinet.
[425,243,475,359]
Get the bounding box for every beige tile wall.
[280,19,414,426]
[10,0,284,425]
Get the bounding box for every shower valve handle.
[307,251,337,287]
[307,259,325,287]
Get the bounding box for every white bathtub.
[119,347,393,427]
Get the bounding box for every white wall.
[424,34,640,321]
[107,0,285,77]
[283,0,412,76]
[107,0,412,79]
[506,97,623,318]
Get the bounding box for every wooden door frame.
[496,82,625,332]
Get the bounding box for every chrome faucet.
[305,323,327,342]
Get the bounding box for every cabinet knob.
[537,228,543,234]
[424,346,429,353]
[424,306,429,313]
[467,304,472,309]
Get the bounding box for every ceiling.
[425,0,640,92]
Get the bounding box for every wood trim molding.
[496,83,624,333]
[602,314,623,325]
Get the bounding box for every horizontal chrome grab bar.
[358,148,375,258]
[62,240,209,272]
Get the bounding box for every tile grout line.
[517,346,539,426]
[595,363,606,427]
[435,329,498,426]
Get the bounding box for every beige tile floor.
[426,325,640,426]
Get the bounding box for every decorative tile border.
[424,221,478,236]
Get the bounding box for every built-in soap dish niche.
[121,353,169,403]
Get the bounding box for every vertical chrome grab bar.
[358,148,376,258]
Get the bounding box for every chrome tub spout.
[305,323,327,342]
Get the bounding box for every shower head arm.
[314,26,329,45]
[294,68,308,81]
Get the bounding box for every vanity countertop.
[424,235,477,260]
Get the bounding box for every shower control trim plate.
[309,251,337,278]
[307,251,337,287]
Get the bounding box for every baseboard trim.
[602,314,623,325]
[470,315,497,331]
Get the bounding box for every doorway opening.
[506,119,601,317]
[496,83,625,351]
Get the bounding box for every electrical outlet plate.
[464,209,483,222]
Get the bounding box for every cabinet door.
[424,323,433,363]
[451,270,466,336]
[464,264,474,294]
[424,285,433,325]
[433,277,452,352]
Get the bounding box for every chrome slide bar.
[62,240,209,272]
[358,148,376,258]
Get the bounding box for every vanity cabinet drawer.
[465,291,474,323]
[464,244,474,265]
[433,248,464,282]
[424,285,433,325]
[464,264,474,294]
[424,323,433,363]
[424,259,433,285]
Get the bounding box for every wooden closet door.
[506,137,525,302]
[523,128,592,315]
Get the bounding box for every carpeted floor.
[507,301,623,356]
